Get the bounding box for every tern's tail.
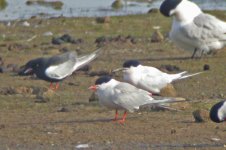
[148,97,185,104]
[178,71,203,80]
[170,71,202,81]
[74,48,101,70]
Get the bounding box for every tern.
[89,76,183,123]
[114,60,202,94]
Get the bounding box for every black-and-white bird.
[160,0,226,58]
[113,60,202,94]
[89,76,182,123]
[21,49,100,90]
[210,100,226,123]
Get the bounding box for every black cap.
[160,0,182,17]
[95,76,112,85]
[123,60,140,68]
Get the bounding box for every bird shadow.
[138,56,195,61]
[15,116,139,127]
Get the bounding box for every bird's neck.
[173,0,202,24]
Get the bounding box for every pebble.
[75,144,89,149]
[203,64,210,71]
[192,109,210,122]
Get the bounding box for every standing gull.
[160,0,226,58]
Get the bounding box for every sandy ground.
[0,12,225,149]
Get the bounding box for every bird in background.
[209,100,226,123]
[160,0,226,58]
[113,60,202,94]
[89,76,183,124]
[20,49,101,90]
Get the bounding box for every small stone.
[203,64,210,71]
[160,84,177,97]
[171,128,176,134]
[22,21,30,27]
[160,64,180,72]
[147,8,159,14]
[0,66,8,73]
[57,107,69,112]
[96,16,111,24]
[60,34,73,43]
[192,109,210,123]
[43,31,53,36]
[111,0,123,9]
[52,37,64,45]
[151,28,164,43]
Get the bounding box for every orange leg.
[118,111,127,124]
[49,83,54,89]
[49,83,59,91]
[55,83,59,90]
[113,110,118,121]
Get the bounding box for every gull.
[160,0,226,58]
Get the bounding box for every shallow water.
[0,0,226,21]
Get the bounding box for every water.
[0,0,225,21]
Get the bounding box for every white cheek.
[170,9,176,16]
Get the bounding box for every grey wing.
[45,52,77,79]
[138,67,171,93]
[112,83,153,112]
[73,49,101,70]
[181,14,226,44]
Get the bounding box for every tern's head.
[123,60,140,68]
[160,0,201,22]
[209,100,226,123]
[89,76,117,91]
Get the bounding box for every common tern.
[114,60,202,94]
[89,76,183,123]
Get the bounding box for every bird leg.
[191,48,198,59]
[55,83,59,90]
[49,83,54,90]
[49,83,59,91]
[118,111,127,124]
[113,110,118,121]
